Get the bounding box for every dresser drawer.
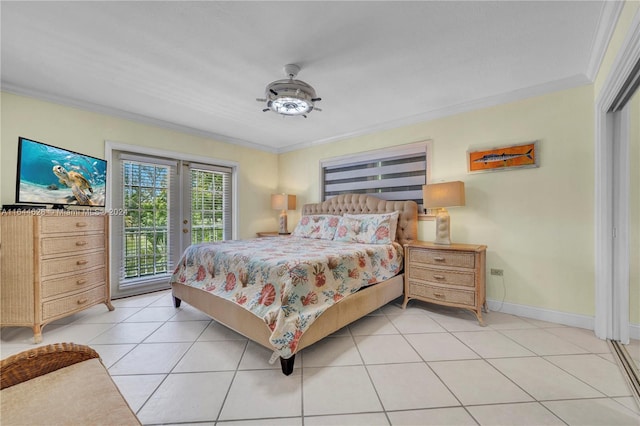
[42,286,107,320]
[408,281,475,306]
[41,268,106,298]
[40,216,105,234]
[409,248,475,269]
[41,234,105,256]
[41,251,105,277]
[408,265,475,287]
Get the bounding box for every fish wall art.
[467,141,538,173]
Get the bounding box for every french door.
[109,150,233,298]
[181,162,233,248]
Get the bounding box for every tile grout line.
[8,289,639,424]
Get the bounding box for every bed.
[170,194,418,375]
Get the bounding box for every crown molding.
[3,72,591,156]
[1,83,279,154]
[585,1,625,81]
[277,74,591,154]
[595,7,640,110]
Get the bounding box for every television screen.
[16,137,107,208]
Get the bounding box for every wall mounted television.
[15,137,107,208]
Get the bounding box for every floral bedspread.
[169,237,403,358]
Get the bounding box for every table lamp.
[422,181,465,245]
[271,193,297,234]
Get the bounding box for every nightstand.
[403,241,487,325]
[256,231,291,237]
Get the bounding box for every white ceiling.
[1,1,617,153]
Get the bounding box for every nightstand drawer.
[408,266,475,287]
[408,281,475,306]
[409,248,475,269]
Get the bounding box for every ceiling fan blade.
[311,97,322,102]
[270,89,278,96]
[302,114,308,118]
[262,108,270,112]
[256,98,267,102]
[313,107,322,112]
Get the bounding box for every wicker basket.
[0,342,100,390]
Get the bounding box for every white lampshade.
[271,194,297,211]
[422,181,465,209]
[271,193,297,234]
[422,181,465,245]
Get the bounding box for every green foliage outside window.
[122,163,226,280]
[190,169,225,244]
[123,163,169,279]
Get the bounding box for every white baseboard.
[486,299,640,341]
[630,323,640,341]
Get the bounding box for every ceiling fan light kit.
[257,64,322,118]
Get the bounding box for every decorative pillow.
[345,212,400,242]
[291,215,341,240]
[334,211,399,244]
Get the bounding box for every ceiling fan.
[257,64,322,118]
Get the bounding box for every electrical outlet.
[490,268,504,276]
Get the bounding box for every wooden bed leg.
[173,296,182,308]
[280,355,295,376]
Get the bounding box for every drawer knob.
[76,279,87,285]
[433,257,445,261]
[433,275,445,280]
[433,292,445,299]
[77,298,88,305]
[76,241,87,246]
[76,260,88,265]
[76,222,88,228]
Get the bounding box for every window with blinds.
[321,141,431,208]
[189,164,233,243]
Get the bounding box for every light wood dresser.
[0,210,113,342]
[403,241,487,325]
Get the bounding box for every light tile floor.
[1,290,639,426]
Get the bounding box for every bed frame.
[171,194,418,375]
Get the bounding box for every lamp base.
[434,208,451,245]
[278,210,288,234]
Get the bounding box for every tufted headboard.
[301,194,418,246]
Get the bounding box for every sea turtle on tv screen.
[52,165,94,205]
